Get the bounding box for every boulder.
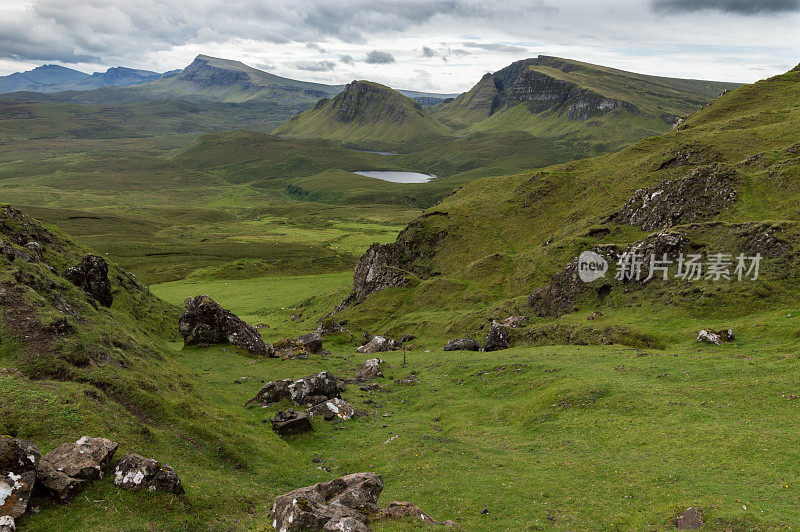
[289,371,341,407]
[271,473,384,531]
[443,338,480,352]
[297,331,324,354]
[41,436,118,481]
[271,473,451,531]
[377,501,456,526]
[357,336,400,354]
[179,295,269,357]
[308,398,356,420]
[113,454,184,494]
[355,358,384,382]
[0,436,39,519]
[244,378,293,408]
[35,459,85,503]
[697,329,734,345]
[673,507,703,529]
[271,338,311,359]
[587,311,604,321]
[271,409,313,437]
[64,254,113,307]
[483,321,510,352]
[0,516,14,532]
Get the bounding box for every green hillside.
[274,80,451,147]
[336,64,800,334]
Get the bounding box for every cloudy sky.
[1,0,799,93]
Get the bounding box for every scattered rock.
[113,454,184,494]
[272,473,446,531]
[179,295,269,357]
[244,378,293,408]
[673,507,703,529]
[498,316,526,328]
[587,311,604,321]
[271,409,314,437]
[0,436,39,519]
[697,329,735,345]
[308,398,356,420]
[64,254,113,307]
[356,358,384,382]
[483,321,510,352]
[0,516,14,532]
[41,436,118,482]
[289,371,341,406]
[394,374,419,385]
[443,338,480,352]
[610,163,739,231]
[357,336,401,354]
[316,318,345,334]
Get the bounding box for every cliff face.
[178,56,254,89]
[506,69,639,120]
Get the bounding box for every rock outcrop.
[179,295,269,357]
[357,336,400,354]
[483,321,510,352]
[697,329,735,345]
[271,473,451,531]
[611,164,739,231]
[64,254,113,307]
[271,332,326,360]
[0,436,39,519]
[443,338,480,351]
[113,454,184,494]
[288,371,341,407]
[337,221,447,310]
[355,358,384,382]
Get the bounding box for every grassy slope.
[274,81,451,148]
[432,56,741,157]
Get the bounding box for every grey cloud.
[306,42,326,53]
[462,42,528,53]
[365,50,395,64]
[0,0,472,64]
[339,54,355,65]
[651,0,800,14]
[294,60,337,71]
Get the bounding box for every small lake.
[348,148,399,156]
[353,171,436,183]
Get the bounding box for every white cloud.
[0,0,798,92]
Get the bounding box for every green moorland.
[2,64,800,531]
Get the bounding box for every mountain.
[0,65,89,94]
[274,80,451,146]
[431,55,741,154]
[0,65,162,95]
[336,63,800,335]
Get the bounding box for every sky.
[0,0,799,93]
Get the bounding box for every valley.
[2,44,798,531]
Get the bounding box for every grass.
[9,268,799,530]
